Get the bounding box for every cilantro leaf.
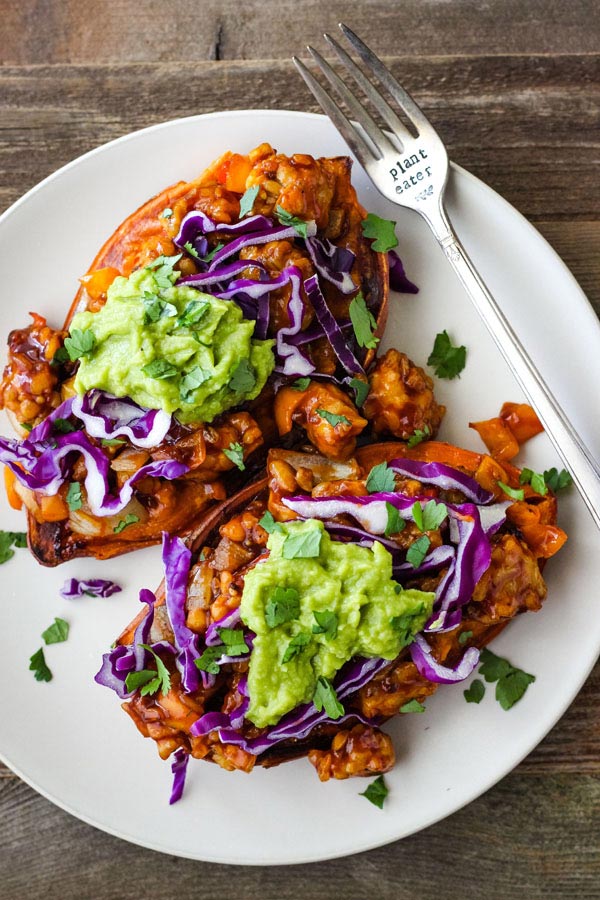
[359,774,389,809]
[412,499,448,532]
[390,607,423,649]
[385,502,405,538]
[316,408,351,428]
[145,254,182,290]
[544,467,573,492]
[195,646,222,675]
[51,346,70,366]
[464,678,485,704]
[176,298,210,329]
[228,358,257,394]
[125,669,157,692]
[42,617,69,645]
[282,527,322,559]
[64,328,96,361]
[427,330,467,379]
[101,437,126,447]
[349,292,378,350]
[258,511,283,534]
[497,481,525,502]
[201,242,225,264]
[406,535,431,568]
[160,207,173,219]
[282,632,311,663]
[361,214,398,253]
[223,441,245,471]
[216,627,249,657]
[349,377,369,407]
[21,422,33,433]
[312,609,338,640]
[519,468,548,496]
[275,205,310,239]
[0,530,27,564]
[180,366,211,402]
[366,461,395,494]
[400,699,426,713]
[183,241,200,259]
[479,648,535,710]
[265,587,301,628]
[239,184,259,219]
[29,647,52,682]
[137,644,171,696]
[313,676,344,719]
[458,630,473,645]
[407,426,431,448]
[291,377,311,392]
[142,292,178,324]
[113,513,139,534]
[52,418,81,434]
[66,481,83,512]
[142,359,178,380]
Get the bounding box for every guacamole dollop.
[240,519,435,728]
[71,258,274,424]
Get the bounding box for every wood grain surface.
[0,2,599,896]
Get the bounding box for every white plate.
[1,110,599,865]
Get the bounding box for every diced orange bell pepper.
[500,402,544,444]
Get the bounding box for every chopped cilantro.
[239,184,259,218]
[275,205,310,239]
[101,437,126,448]
[407,425,431,448]
[497,481,525,502]
[66,481,83,512]
[282,631,311,663]
[427,330,467,379]
[29,648,52,682]
[0,531,27,564]
[160,207,173,219]
[113,513,139,534]
[400,699,426,713]
[42,617,69,645]
[51,346,70,366]
[21,422,33,433]
[349,377,369,407]
[464,678,485,704]
[366,461,395,494]
[216,627,249,657]
[458,630,473,645]
[313,676,344,719]
[265,587,301,628]
[258,510,283,534]
[349,292,378,350]
[519,468,548,496]
[64,328,96,361]
[201,242,225,263]
[390,607,423,648]
[406,534,431,568]
[411,499,448,532]
[316,408,351,428]
[361,214,398,253]
[291,377,311,392]
[141,359,178,380]
[223,441,245,471]
[282,527,322,559]
[52,418,81,434]
[183,241,200,259]
[145,254,182,290]
[177,298,210,329]
[180,365,211,402]
[312,610,338,640]
[142,292,177,324]
[129,644,172,696]
[229,358,257,394]
[385,502,405,538]
[479,648,535,710]
[195,645,222,675]
[544,467,573,492]
[360,774,389,809]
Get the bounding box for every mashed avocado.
[240,519,434,728]
[70,257,274,424]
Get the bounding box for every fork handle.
[433,210,600,529]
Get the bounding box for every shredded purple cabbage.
[304,274,365,377]
[169,749,189,804]
[71,390,172,449]
[162,532,201,693]
[305,236,356,294]
[410,634,480,684]
[388,250,418,294]
[389,458,494,505]
[60,578,122,600]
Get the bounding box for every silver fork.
[294,23,600,530]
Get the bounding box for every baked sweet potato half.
[97,439,566,798]
[0,144,395,565]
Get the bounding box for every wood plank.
[3,0,600,64]
[0,773,598,899]
[0,55,597,220]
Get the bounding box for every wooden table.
[1,2,599,896]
